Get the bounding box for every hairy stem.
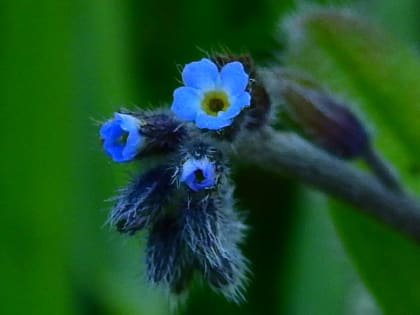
[234,127,420,243]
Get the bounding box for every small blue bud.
[180,157,216,191]
[100,113,143,162]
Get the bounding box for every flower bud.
[279,74,369,158]
[178,141,226,191]
[99,113,143,162]
[100,109,186,161]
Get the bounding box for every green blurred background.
[2,0,420,314]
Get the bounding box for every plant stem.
[362,145,403,193]
[233,127,420,243]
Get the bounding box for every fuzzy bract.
[100,113,143,162]
[109,165,174,235]
[171,58,251,130]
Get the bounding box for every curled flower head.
[99,113,143,162]
[177,190,249,302]
[146,216,186,287]
[171,58,251,130]
[180,157,216,191]
[109,165,175,235]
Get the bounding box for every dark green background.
[2,0,420,314]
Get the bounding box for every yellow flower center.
[201,91,230,116]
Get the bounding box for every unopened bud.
[280,75,369,158]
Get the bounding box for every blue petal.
[181,168,199,191]
[199,161,215,187]
[114,113,139,132]
[195,112,232,130]
[181,159,198,181]
[123,130,143,160]
[182,58,219,90]
[114,113,143,161]
[105,142,125,162]
[171,87,202,121]
[187,175,200,191]
[220,61,249,95]
[100,119,123,139]
[222,91,251,120]
[100,119,125,161]
[180,158,215,191]
[195,158,213,173]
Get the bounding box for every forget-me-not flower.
[100,112,143,162]
[180,157,216,191]
[171,58,251,130]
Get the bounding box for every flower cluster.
[98,53,374,304]
[105,138,248,302]
[98,55,269,302]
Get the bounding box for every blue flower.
[171,58,251,130]
[99,113,143,162]
[180,157,216,191]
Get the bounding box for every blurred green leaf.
[284,7,420,190]
[359,0,420,44]
[278,188,377,315]
[70,1,168,314]
[329,200,420,315]
[283,7,420,315]
[0,1,75,314]
[0,0,167,314]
